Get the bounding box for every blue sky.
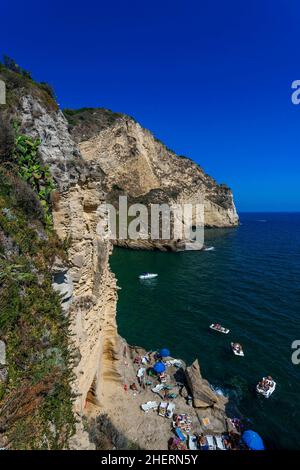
[1,0,300,211]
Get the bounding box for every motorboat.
[231,342,244,356]
[139,272,158,280]
[210,323,230,334]
[256,376,276,398]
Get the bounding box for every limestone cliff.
[0,68,123,448]
[66,108,239,234]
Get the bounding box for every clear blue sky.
[1,0,300,211]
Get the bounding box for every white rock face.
[77,116,239,228]
[16,93,122,449]
[18,95,82,190]
[52,181,123,448]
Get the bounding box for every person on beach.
[198,433,207,447]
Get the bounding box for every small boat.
[231,342,244,356]
[210,323,230,334]
[139,272,158,280]
[204,246,215,251]
[256,377,276,398]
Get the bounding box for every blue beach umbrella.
[153,362,166,374]
[159,348,170,357]
[242,430,265,450]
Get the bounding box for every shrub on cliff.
[0,57,58,112]
[12,125,55,228]
[2,55,32,79]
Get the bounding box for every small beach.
[86,341,234,450]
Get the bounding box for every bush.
[12,175,45,221]
[2,54,32,79]
[13,126,55,227]
[39,82,56,100]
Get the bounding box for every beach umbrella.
[242,430,265,450]
[153,361,166,374]
[159,348,170,357]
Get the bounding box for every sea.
[110,213,300,449]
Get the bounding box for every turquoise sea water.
[110,213,300,449]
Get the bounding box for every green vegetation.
[0,126,75,448]
[0,55,57,111]
[13,125,55,228]
[63,107,124,131]
[2,55,33,79]
[153,136,176,154]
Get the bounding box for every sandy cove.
[85,340,234,450]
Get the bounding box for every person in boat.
[260,377,272,391]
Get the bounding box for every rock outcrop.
[186,359,227,410]
[66,110,239,243]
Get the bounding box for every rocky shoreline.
[84,342,238,450]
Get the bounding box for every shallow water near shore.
[110,212,300,449]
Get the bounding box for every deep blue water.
[110,213,300,449]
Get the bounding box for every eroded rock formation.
[67,110,239,233]
[186,359,227,410]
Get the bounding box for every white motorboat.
[256,377,276,398]
[204,246,215,251]
[210,323,230,334]
[231,342,244,356]
[139,272,158,280]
